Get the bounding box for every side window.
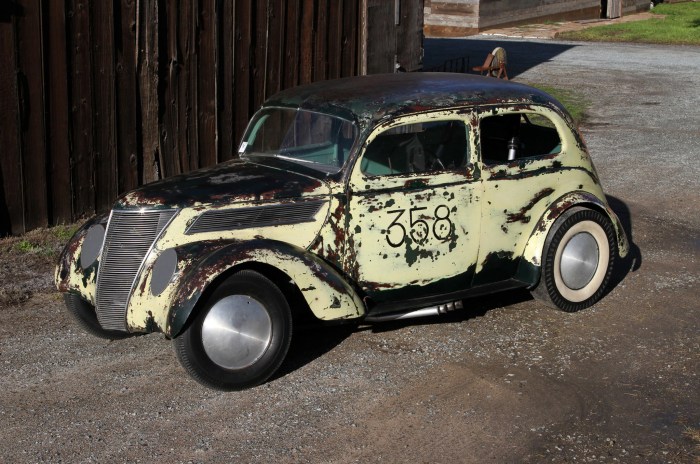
[361,120,468,176]
[480,112,562,165]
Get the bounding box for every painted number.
[386,205,453,248]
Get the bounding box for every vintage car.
[56,73,629,390]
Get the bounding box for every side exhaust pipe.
[364,300,463,323]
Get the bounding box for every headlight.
[80,225,105,269]
[151,248,178,296]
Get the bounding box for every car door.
[344,112,482,308]
[474,105,574,285]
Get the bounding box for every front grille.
[185,200,326,234]
[95,209,177,331]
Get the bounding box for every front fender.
[55,212,110,304]
[516,191,630,285]
[156,239,365,338]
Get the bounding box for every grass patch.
[557,3,700,45]
[15,239,41,253]
[0,224,79,308]
[5,224,77,258]
[526,83,589,126]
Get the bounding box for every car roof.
[262,73,564,129]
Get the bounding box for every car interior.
[480,112,562,165]
[361,120,468,176]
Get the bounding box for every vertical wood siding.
[1,0,424,236]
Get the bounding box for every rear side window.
[361,120,468,176]
[480,113,561,165]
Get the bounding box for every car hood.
[115,159,330,209]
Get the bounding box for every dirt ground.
[1,40,698,463]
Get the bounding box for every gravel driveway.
[1,39,698,463]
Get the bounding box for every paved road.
[1,39,698,463]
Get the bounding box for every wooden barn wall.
[425,0,651,37]
[622,0,650,15]
[477,0,600,29]
[424,0,481,37]
[0,0,380,236]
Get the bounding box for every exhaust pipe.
[364,300,463,323]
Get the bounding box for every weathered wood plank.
[197,0,217,167]
[15,0,48,230]
[328,0,343,79]
[283,0,301,89]
[397,0,424,71]
[341,0,359,76]
[265,0,284,99]
[186,1,200,170]
[161,0,183,177]
[45,0,73,225]
[92,0,118,212]
[115,0,140,194]
[218,0,236,160]
[366,0,396,74]
[178,2,194,172]
[313,0,329,81]
[0,12,24,235]
[67,0,95,218]
[299,0,314,84]
[137,0,161,182]
[233,1,252,150]
[252,0,267,110]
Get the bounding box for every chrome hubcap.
[560,232,600,290]
[201,295,272,370]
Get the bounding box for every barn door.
[607,0,622,19]
[365,0,397,74]
[362,0,424,74]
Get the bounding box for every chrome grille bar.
[185,200,326,234]
[95,209,177,331]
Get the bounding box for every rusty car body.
[56,73,629,390]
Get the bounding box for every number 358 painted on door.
[386,205,453,248]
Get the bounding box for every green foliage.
[558,3,700,45]
[15,240,39,253]
[11,224,76,256]
[53,225,78,241]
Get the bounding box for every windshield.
[240,108,358,174]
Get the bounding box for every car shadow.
[274,289,531,376]
[360,288,533,334]
[605,195,642,294]
[272,323,356,381]
[424,38,577,79]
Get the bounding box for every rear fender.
[166,239,365,337]
[516,191,629,286]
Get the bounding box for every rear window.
[480,113,562,165]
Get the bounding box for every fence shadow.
[424,38,577,79]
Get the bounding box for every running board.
[363,300,464,323]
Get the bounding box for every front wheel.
[531,207,617,312]
[173,270,292,390]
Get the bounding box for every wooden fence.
[0,0,423,236]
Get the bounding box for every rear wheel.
[531,207,617,312]
[173,270,292,390]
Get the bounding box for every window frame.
[476,105,568,168]
[356,113,473,179]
